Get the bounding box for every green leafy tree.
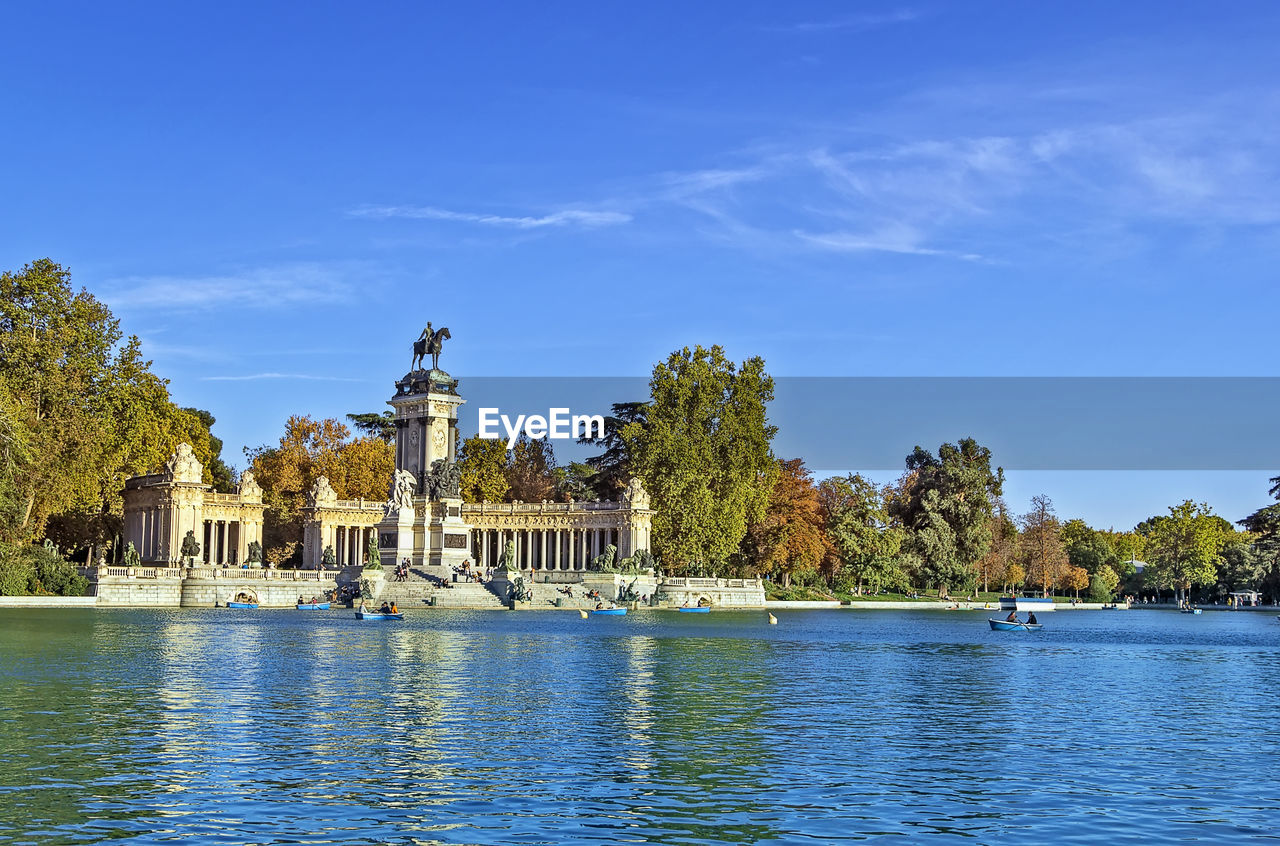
[184,408,236,492]
[889,438,1004,597]
[819,473,905,594]
[1061,518,1120,575]
[0,259,219,563]
[553,461,597,502]
[1089,565,1119,602]
[624,345,776,574]
[346,411,396,442]
[1145,500,1229,601]
[457,435,510,502]
[579,401,648,500]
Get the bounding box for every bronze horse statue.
[412,325,451,371]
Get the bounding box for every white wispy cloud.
[348,204,631,229]
[104,263,362,311]
[796,226,984,261]
[765,9,921,34]
[200,373,366,382]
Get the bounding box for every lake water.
[0,607,1277,844]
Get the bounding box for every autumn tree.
[1017,494,1069,597]
[1062,565,1089,599]
[975,498,1017,594]
[457,435,509,503]
[246,416,393,565]
[505,434,557,502]
[743,459,829,585]
[625,345,776,574]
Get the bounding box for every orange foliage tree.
[744,458,831,586]
[246,416,393,565]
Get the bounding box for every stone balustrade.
[93,565,332,582]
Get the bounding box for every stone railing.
[467,500,624,514]
[661,577,762,589]
[92,565,334,582]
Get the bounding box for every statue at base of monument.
[365,532,382,569]
[385,468,417,516]
[122,541,141,568]
[180,530,201,565]
[423,459,462,500]
[246,540,263,566]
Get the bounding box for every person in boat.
[1005,610,1019,623]
[1027,611,1038,625]
[390,601,398,614]
[358,599,367,612]
[297,594,304,605]
[378,601,391,614]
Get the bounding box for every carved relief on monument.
[162,443,204,485]
[430,418,448,455]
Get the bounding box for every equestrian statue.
[412,322,451,371]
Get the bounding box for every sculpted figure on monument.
[411,322,452,372]
[424,459,462,500]
[246,540,263,564]
[387,468,417,513]
[163,443,204,484]
[308,475,338,506]
[122,541,141,567]
[620,477,650,509]
[238,469,261,501]
[180,530,201,564]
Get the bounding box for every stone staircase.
[376,569,510,610]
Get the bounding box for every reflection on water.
[1,608,1279,843]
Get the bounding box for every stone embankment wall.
[658,577,766,608]
[90,566,337,607]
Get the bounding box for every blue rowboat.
[296,602,330,610]
[678,606,710,613]
[227,601,258,609]
[989,618,1043,632]
[591,608,627,616]
[356,611,403,620]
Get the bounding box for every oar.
[768,613,778,625]
[579,609,588,619]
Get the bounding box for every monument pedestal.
[377,506,417,571]
[428,495,473,574]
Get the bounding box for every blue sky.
[2,2,1277,528]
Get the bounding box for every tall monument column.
[377,322,474,575]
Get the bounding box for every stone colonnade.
[471,526,626,570]
[122,445,265,565]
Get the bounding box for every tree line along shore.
[3,259,1278,604]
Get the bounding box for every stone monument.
[376,323,474,576]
